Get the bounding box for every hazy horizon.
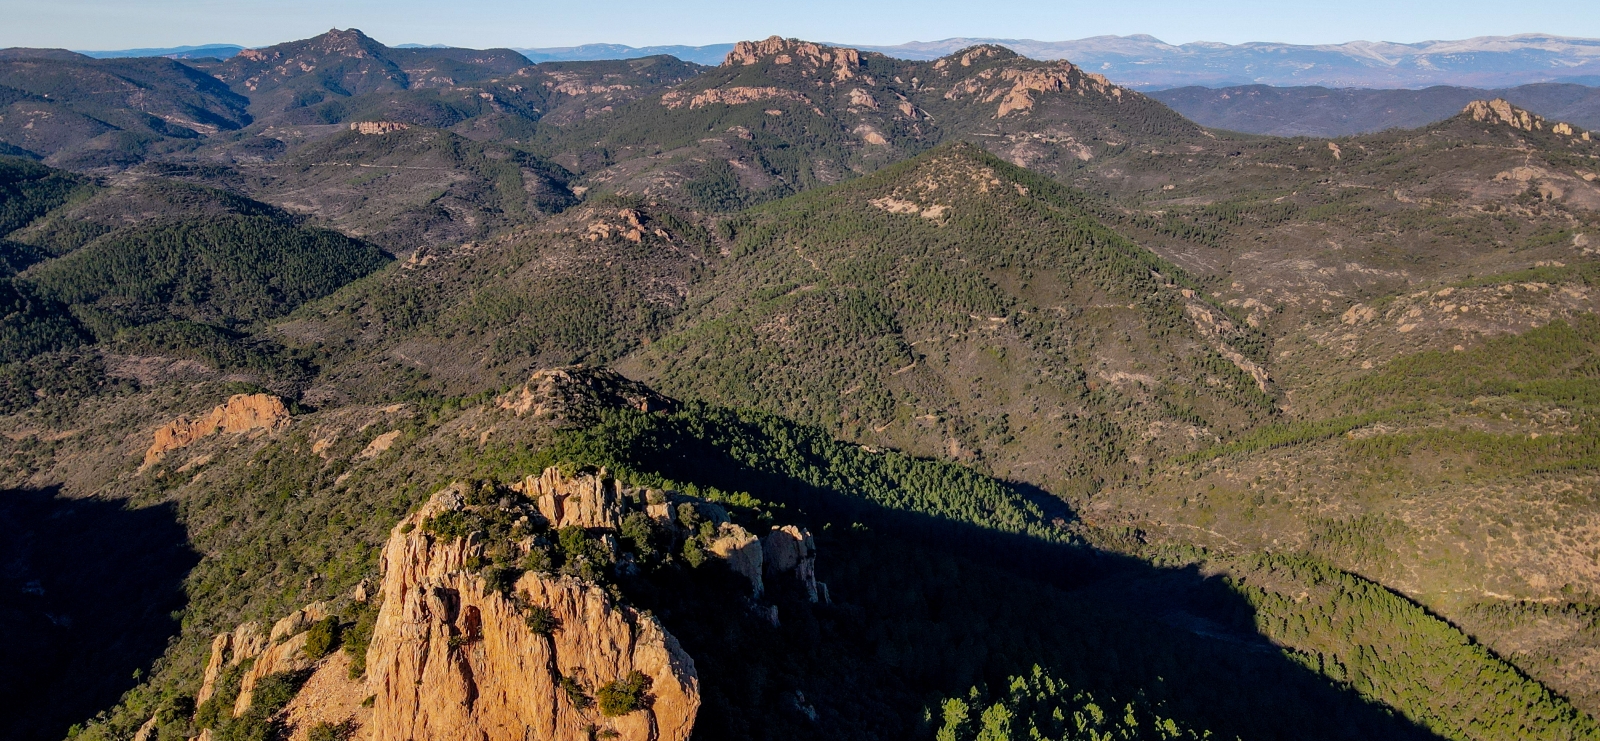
[6,0,1599,51]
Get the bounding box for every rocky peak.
[1464,98,1545,130]
[937,55,1124,117]
[495,366,673,426]
[932,44,1019,69]
[723,36,864,82]
[368,481,700,741]
[237,28,382,63]
[188,467,828,740]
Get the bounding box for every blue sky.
[5,0,1599,50]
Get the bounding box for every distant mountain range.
[72,33,1600,90]
[79,43,244,60]
[1151,82,1600,137]
[513,43,734,65]
[71,41,736,66]
[854,34,1600,89]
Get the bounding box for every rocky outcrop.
[516,466,629,530]
[1464,99,1542,130]
[142,394,290,470]
[367,485,700,741]
[198,621,267,704]
[270,602,330,644]
[942,62,1124,118]
[350,121,410,135]
[707,524,764,596]
[495,366,672,426]
[235,631,319,716]
[763,525,823,603]
[723,36,863,82]
[193,467,825,740]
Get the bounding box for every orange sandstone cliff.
[366,483,700,741]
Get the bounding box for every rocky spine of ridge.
[933,45,1126,117]
[722,36,864,81]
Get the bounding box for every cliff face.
[366,483,700,741]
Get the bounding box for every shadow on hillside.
[609,430,1449,741]
[0,486,196,741]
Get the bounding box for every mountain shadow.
[537,404,1456,741]
[0,487,197,741]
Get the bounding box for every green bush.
[342,602,378,679]
[306,720,355,741]
[481,565,520,595]
[523,605,560,636]
[559,676,592,709]
[302,617,342,661]
[597,671,652,717]
[422,510,478,540]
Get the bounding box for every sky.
[4,0,1599,51]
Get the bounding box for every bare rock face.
[195,468,823,739]
[198,621,267,704]
[235,631,318,716]
[495,367,672,426]
[661,86,814,111]
[941,60,1124,118]
[515,467,628,530]
[142,394,290,469]
[707,524,763,597]
[270,601,329,644]
[350,121,410,135]
[366,485,700,741]
[762,525,823,603]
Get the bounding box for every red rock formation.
[198,621,267,704]
[707,523,763,596]
[350,121,410,135]
[722,36,862,81]
[516,467,628,530]
[942,62,1123,118]
[660,86,813,110]
[1464,99,1545,131]
[142,394,289,469]
[366,485,700,741]
[234,631,318,716]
